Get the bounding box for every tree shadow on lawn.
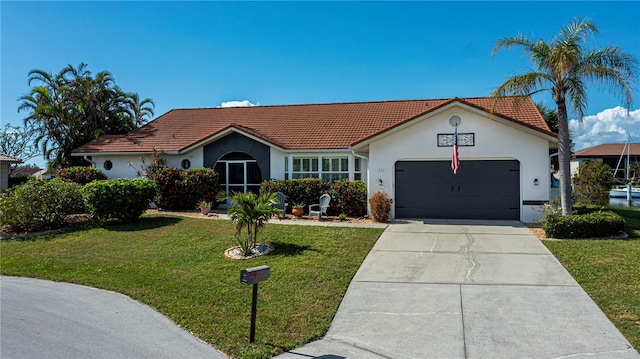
[104,216,183,232]
[268,241,317,256]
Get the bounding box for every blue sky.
[2,1,639,166]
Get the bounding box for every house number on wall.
[437,133,475,147]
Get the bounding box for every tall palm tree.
[492,18,637,215]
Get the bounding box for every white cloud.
[569,106,640,150]
[219,100,259,108]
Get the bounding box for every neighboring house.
[0,154,23,192]
[72,96,557,222]
[11,167,54,180]
[572,143,640,180]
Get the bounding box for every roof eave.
[351,98,558,150]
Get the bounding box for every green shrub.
[260,178,331,212]
[57,166,107,185]
[541,210,625,239]
[153,167,220,210]
[0,179,84,232]
[369,190,392,222]
[8,173,33,188]
[83,178,155,223]
[329,179,367,217]
[261,178,367,216]
[572,160,613,206]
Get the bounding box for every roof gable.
[72,96,555,154]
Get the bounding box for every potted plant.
[291,202,305,217]
[197,200,213,215]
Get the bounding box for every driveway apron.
[275,219,639,359]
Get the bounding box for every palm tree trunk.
[556,100,573,215]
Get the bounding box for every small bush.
[369,190,392,222]
[572,160,613,206]
[57,166,107,185]
[0,179,84,232]
[541,211,625,239]
[8,173,33,188]
[83,178,155,223]
[153,167,220,210]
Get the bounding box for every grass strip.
[544,206,640,350]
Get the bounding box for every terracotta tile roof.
[0,154,23,163]
[574,143,640,157]
[10,167,45,176]
[72,96,555,154]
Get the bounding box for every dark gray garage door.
[395,160,520,220]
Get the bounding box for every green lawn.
[544,206,640,350]
[0,215,383,359]
[3,211,639,356]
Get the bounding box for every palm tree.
[221,191,282,256]
[492,18,637,215]
[18,63,155,168]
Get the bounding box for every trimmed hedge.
[260,179,331,212]
[260,178,367,216]
[57,166,107,185]
[83,178,155,223]
[0,179,84,232]
[153,167,220,210]
[328,179,367,217]
[541,210,625,239]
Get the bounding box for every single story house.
[572,143,640,180]
[11,167,54,180]
[72,96,557,222]
[0,154,23,192]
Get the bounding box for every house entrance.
[214,152,262,195]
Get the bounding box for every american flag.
[452,126,459,174]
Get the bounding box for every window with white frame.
[291,157,319,179]
[354,157,362,180]
[322,156,349,182]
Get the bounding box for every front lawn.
[0,215,383,359]
[544,206,640,350]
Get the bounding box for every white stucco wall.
[270,148,287,180]
[366,104,553,222]
[86,149,204,179]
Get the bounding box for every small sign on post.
[240,265,270,343]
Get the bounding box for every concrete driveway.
[0,276,227,359]
[275,219,639,359]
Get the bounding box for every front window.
[292,157,319,179]
[321,156,349,182]
[354,157,362,180]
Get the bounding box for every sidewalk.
[274,219,639,359]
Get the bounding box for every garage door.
[395,160,520,220]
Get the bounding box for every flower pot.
[200,207,211,215]
[292,207,304,217]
